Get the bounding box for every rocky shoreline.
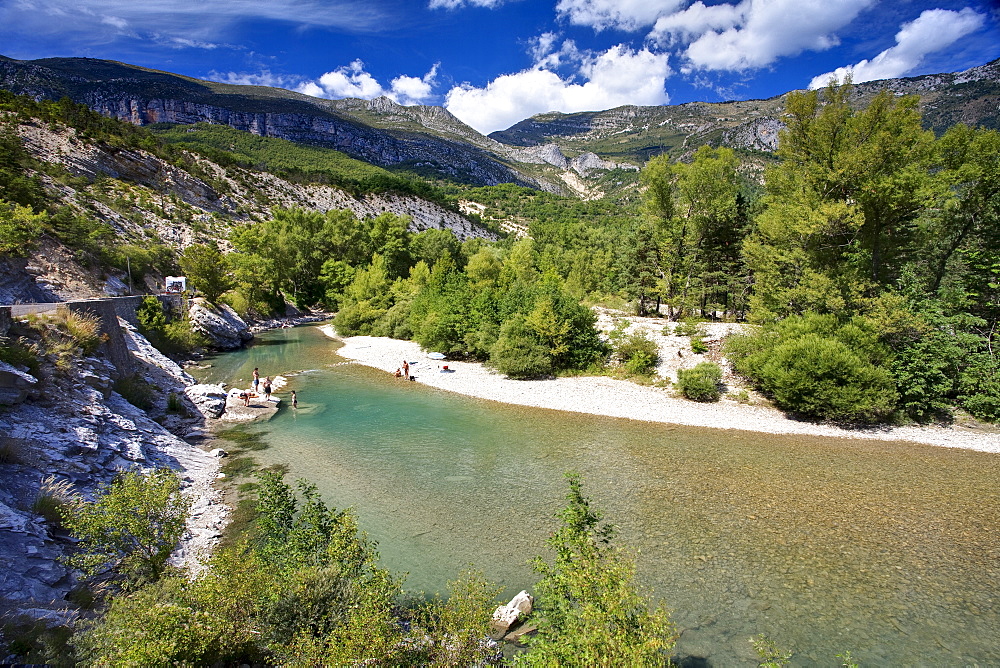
[0,305,326,624]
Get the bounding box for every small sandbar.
[319,325,1000,454]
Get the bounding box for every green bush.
[114,375,154,410]
[611,328,660,376]
[676,362,723,402]
[488,317,553,379]
[727,313,897,423]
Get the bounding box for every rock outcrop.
[0,312,229,621]
[188,299,253,350]
[184,384,229,420]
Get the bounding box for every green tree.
[519,473,675,666]
[61,468,190,586]
[179,243,232,304]
[746,83,935,321]
[0,198,45,255]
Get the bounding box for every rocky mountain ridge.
[3,55,997,197]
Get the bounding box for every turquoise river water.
[192,324,1000,666]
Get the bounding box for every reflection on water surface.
[194,325,1000,666]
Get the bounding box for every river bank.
[325,326,1000,454]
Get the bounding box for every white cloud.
[555,0,686,31]
[648,0,875,72]
[389,63,440,105]
[210,70,304,88]
[445,44,671,134]
[648,1,742,45]
[428,0,505,8]
[0,0,388,48]
[295,61,440,106]
[808,8,986,89]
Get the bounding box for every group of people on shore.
[238,367,297,408]
[394,360,410,380]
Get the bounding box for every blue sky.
[2,0,998,134]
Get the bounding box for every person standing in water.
[291,390,298,408]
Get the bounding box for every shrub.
[62,310,103,356]
[0,337,40,376]
[114,375,154,410]
[690,336,708,354]
[676,362,723,402]
[488,317,552,379]
[611,328,660,376]
[727,313,897,423]
[32,475,76,530]
[61,468,190,586]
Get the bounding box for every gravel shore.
[323,325,1000,455]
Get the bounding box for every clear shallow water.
[194,325,1000,666]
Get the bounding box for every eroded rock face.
[188,299,253,350]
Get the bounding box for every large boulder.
[184,383,228,419]
[0,360,38,406]
[489,590,534,640]
[188,299,253,350]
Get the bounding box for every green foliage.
[153,122,455,207]
[488,316,554,379]
[610,325,660,376]
[519,472,675,666]
[676,362,723,402]
[179,243,232,304]
[0,125,46,210]
[32,475,76,530]
[0,199,45,255]
[642,145,751,320]
[0,336,41,377]
[727,313,897,422]
[745,84,935,320]
[61,468,190,587]
[136,295,167,333]
[79,470,499,666]
[137,296,208,355]
[751,633,792,667]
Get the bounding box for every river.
[192,324,1000,666]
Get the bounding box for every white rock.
[488,590,534,640]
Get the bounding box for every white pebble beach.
[320,325,1000,455]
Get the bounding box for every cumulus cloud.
[296,61,440,106]
[808,8,986,89]
[555,0,686,31]
[445,44,671,134]
[646,0,874,72]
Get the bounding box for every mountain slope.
[490,59,1000,163]
[0,56,533,188]
[1,55,998,195]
